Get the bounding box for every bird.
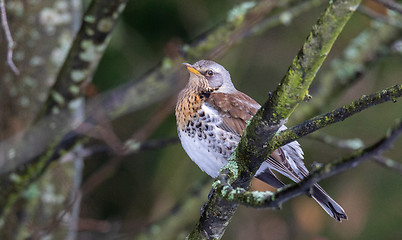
[175,60,347,221]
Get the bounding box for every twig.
[309,133,402,175]
[372,155,402,174]
[129,96,177,142]
[373,0,402,14]
[359,5,402,28]
[81,97,177,195]
[308,133,365,150]
[81,136,180,195]
[271,84,402,151]
[0,0,19,75]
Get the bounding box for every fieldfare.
[175,60,347,221]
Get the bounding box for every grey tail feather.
[311,184,347,222]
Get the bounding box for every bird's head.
[183,60,236,93]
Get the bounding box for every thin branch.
[373,0,402,14]
[359,5,402,28]
[372,155,402,174]
[271,84,402,152]
[0,0,19,75]
[81,136,179,195]
[309,133,402,175]
[308,133,365,150]
[214,118,402,208]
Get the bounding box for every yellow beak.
[182,63,202,76]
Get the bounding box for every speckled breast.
[177,102,240,178]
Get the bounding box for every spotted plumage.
[175,60,347,221]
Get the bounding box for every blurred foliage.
[61,0,402,239]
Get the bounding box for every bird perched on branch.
[175,60,347,221]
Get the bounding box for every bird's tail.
[311,184,347,222]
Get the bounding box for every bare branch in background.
[273,84,402,151]
[374,0,402,14]
[308,133,365,150]
[359,5,402,27]
[0,0,19,75]
[373,155,402,174]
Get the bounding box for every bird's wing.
[206,91,260,136]
[206,91,307,184]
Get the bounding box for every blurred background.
[1,0,402,239]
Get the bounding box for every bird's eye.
[206,70,214,76]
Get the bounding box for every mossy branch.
[188,0,361,239]
[270,84,402,152]
[36,0,128,118]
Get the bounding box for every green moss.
[212,180,221,189]
[222,159,239,181]
[250,191,273,205]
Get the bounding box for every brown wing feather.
[206,91,261,136]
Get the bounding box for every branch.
[359,5,402,28]
[308,133,364,150]
[36,0,128,118]
[293,15,402,121]
[213,118,402,208]
[0,0,19,75]
[372,155,402,175]
[374,0,402,14]
[189,0,362,238]
[271,84,402,151]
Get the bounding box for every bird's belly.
[178,124,239,178]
